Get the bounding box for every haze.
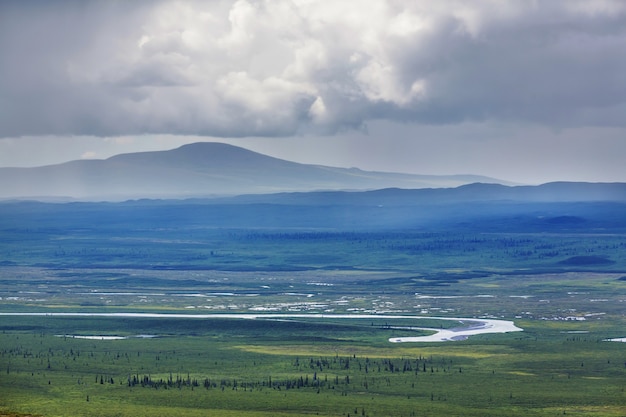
[1,1,626,185]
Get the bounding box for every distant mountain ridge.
[0,142,507,200]
[222,182,626,205]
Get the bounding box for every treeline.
[235,230,626,263]
[295,355,440,374]
[127,372,329,391]
[126,354,459,393]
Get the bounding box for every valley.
[3,0,626,414]
[1,187,625,416]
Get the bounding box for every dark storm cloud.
[1,0,625,138]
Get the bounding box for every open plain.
[1,193,625,416]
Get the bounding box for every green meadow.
[1,311,625,417]
[1,200,625,416]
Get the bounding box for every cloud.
[1,0,625,138]
[80,151,97,160]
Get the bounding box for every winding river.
[0,312,522,343]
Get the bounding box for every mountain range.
[0,142,506,200]
[222,182,626,205]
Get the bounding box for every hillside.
[0,142,505,200]
[223,182,626,205]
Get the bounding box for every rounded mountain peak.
[106,141,297,172]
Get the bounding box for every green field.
[1,315,625,416]
[1,270,625,417]
[1,200,625,416]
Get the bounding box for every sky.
[1,0,626,184]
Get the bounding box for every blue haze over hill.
[0,142,506,201]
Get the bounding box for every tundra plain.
[1,192,625,416]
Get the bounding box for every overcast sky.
[1,0,625,184]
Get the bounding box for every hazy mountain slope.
[0,142,506,200]
[2,185,625,233]
[222,182,626,205]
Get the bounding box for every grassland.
[1,311,625,417]
[1,199,625,416]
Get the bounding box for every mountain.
[221,182,626,206]
[2,183,625,234]
[0,142,507,200]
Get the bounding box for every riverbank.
[0,312,523,342]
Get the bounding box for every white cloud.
[80,151,97,159]
[1,0,625,138]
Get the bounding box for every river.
[0,312,523,342]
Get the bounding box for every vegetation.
[1,313,625,416]
[1,198,625,415]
